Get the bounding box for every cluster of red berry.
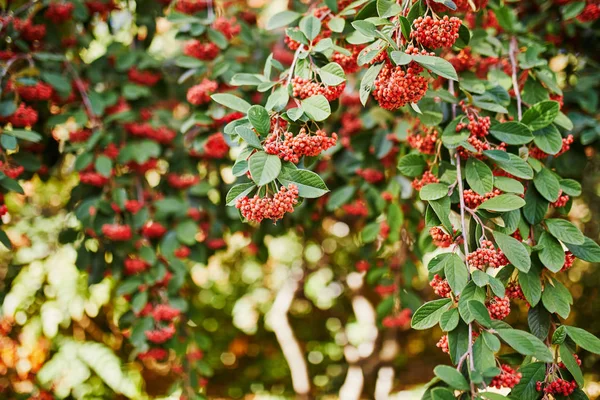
[486,296,511,320]
[382,309,412,328]
[436,335,449,353]
[342,199,369,217]
[187,78,218,105]
[125,123,176,144]
[430,227,454,247]
[407,129,438,155]
[430,274,452,298]
[552,190,570,208]
[536,379,578,396]
[167,174,200,190]
[291,76,346,101]
[145,324,176,344]
[235,184,299,223]
[128,67,161,86]
[562,251,576,271]
[184,40,220,61]
[356,168,385,184]
[530,134,574,159]
[44,2,75,24]
[412,171,439,190]
[411,16,462,49]
[467,240,508,269]
[101,224,133,241]
[559,353,582,369]
[264,128,338,164]
[463,189,501,209]
[489,364,522,389]
[456,102,491,137]
[372,64,429,110]
[212,16,241,39]
[506,281,526,300]
[332,45,363,73]
[201,132,230,159]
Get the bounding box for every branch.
[509,37,522,121]
[286,45,304,88]
[266,271,311,396]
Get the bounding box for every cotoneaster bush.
[1,0,600,399]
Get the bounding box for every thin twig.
[286,45,304,88]
[509,37,522,121]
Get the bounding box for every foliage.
[1,0,600,398]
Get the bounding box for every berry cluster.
[125,123,176,144]
[578,1,600,22]
[203,132,230,159]
[412,171,439,190]
[456,102,491,137]
[187,79,218,105]
[463,189,501,209]
[128,68,161,86]
[174,0,208,14]
[372,63,428,110]
[1,103,38,127]
[506,281,526,300]
[138,348,169,362]
[530,134,574,159]
[145,324,176,344]
[382,309,412,328]
[184,40,220,61]
[11,81,54,102]
[559,353,582,369]
[292,77,345,101]
[489,364,522,389]
[342,199,369,217]
[44,2,75,24]
[448,48,476,73]
[212,17,241,39]
[167,174,200,189]
[141,221,168,239]
[332,45,363,73]
[536,379,578,396]
[562,251,576,271]
[486,296,511,320]
[124,258,150,275]
[430,274,452,298]
[101,224,133,241]
[411,16,462,49]
[437,335,449,353]
[235,184,299,223]
[467,240,508,270]
[355,260,370,272]
[407,129,438,155]
[264,128,337,164]
[356,168,384,184]
[552,190,570,208]
[430,227,453,247]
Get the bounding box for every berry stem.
[286,45,305,88]
[509,36,522,121]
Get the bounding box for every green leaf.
[420,183,449,201]
[176,220,198,246]
[532,125,563,155]
[248,152,282,186]
[484,151,533,180]
[566,237,600,263]
[0,229,11,249]
[546,218,585,245]
[458,282,486,323]
[1,134,17,150]
[326,186,355,211]
[510,362,546,400]
[465,158,493,196]
[542,279,572,319]
[411,298,452,330]
[131,291,148,313]
[235,126,263,149]
[360,63,384,106]
[301,95,331,121]
[559,344,584,387]
[247,105,270,135]
[468,300,491,328]
[328,17,345,32]
[444,254,468,296]
[538,232,566,272]
[560,179,582,197]
[478,194,526,212]
[429,197,453,234]
[278,169,329,198]
[266,11,301,30]
[482,331,501,352]
[211,94,251,113]
[565,326,600,354]
[533,168,561,202]
[519,265,542,307]
[318,63,346,86]
[390,51,412,66]
[299,15,321,41]
[440,308,459,331]
[561,2,586,19]
[523,186,548,225]
[495,329,553,362]
[412,55,458,81]
[489,122,533,145]
[265,86,289,112]
[362,222,380,243]
[6,129,43,142]
[40,71,71,92]
[528,303,551,340]
[398,154,426,177]
[431,388,456,400]
[377,0,403,17]
[433,365,469,391]
[521,101,560,131]
[493,176,524,194]
[94,156,112,178]
[226,183,256,206]
[493,231,531,272]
